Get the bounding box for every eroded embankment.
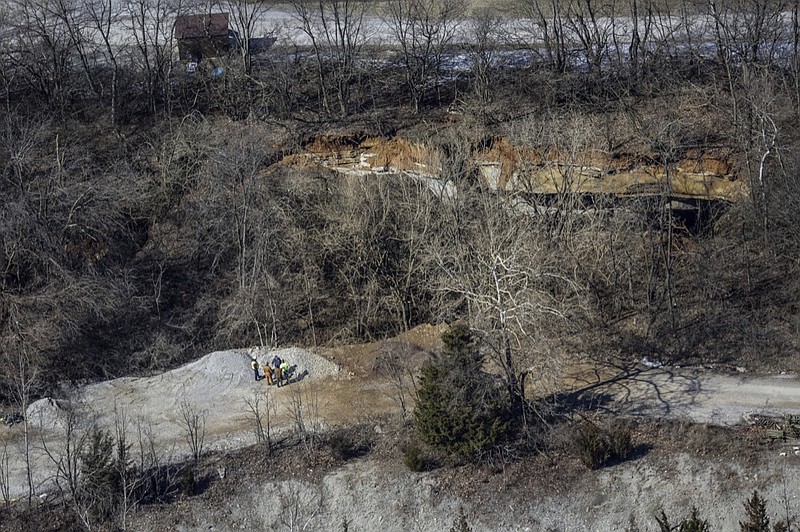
[288,134,745,201]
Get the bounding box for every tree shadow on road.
[551,359,707,422]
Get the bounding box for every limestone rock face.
[298,134,745,201]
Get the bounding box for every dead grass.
[319,323,445,377]
[640,418,770,462]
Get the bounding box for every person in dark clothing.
[250,357,261,381]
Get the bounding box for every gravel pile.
[245,346,342,378]
[26,347,342,435]
[15,345,345,501]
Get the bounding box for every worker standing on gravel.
[264,362,274,385]
[279,360,291,387]
[271,355,283,385]
[250,357,261,381]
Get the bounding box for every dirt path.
[3,340,800,503]
[562,362,800,425]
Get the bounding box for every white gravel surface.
[6,351,800,509]
[7,347,341,501]
[27,347,340,430]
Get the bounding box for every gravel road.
[566,364,800,425]
[4,350,800,502]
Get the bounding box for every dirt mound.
[25,398,66,433]
[26,347,342,443]
[321,323,446,378]
[7,347,344,501]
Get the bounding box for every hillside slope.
[4,326,800,513]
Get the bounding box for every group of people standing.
[250,354,291,387]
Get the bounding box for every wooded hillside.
[2,0,800,404]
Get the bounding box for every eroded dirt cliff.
[291,134,745,201]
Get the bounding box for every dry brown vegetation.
[1,0,798,415]
[2,0,800,527]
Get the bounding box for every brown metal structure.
[174,13,231,62]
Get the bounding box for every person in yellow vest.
[278,361,291,387]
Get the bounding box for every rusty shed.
[174,13,232,62]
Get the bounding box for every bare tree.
[37,402,147,530]
[223,0,270,73]
[385,0,465,112]
[564,0,615,78]
[288,382,323,454]
[374,342,418,420]
[244,390,275,453]
[84,0,122,125]
[276,481,323,531]
[625,0,645,74]
[514,0,569,72]
[0,438,10,509]
[293,0,368,116]
[0,335,41,506]
[48,0,99,99]
[38,401,96,529]
[709,0,787,67]
[748,72,779,242]
[134,416,180,504]
[316,173,426,339]
[466,7,503,110]
[386,176,439,332]
[211,127,282,347]
[125,0,181,115]
[0,111,51,192]
[0,7,14,110]
[6,0,75,110]
[178,401,206,462]
[429,186,581,415]
[113,410,141,531]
